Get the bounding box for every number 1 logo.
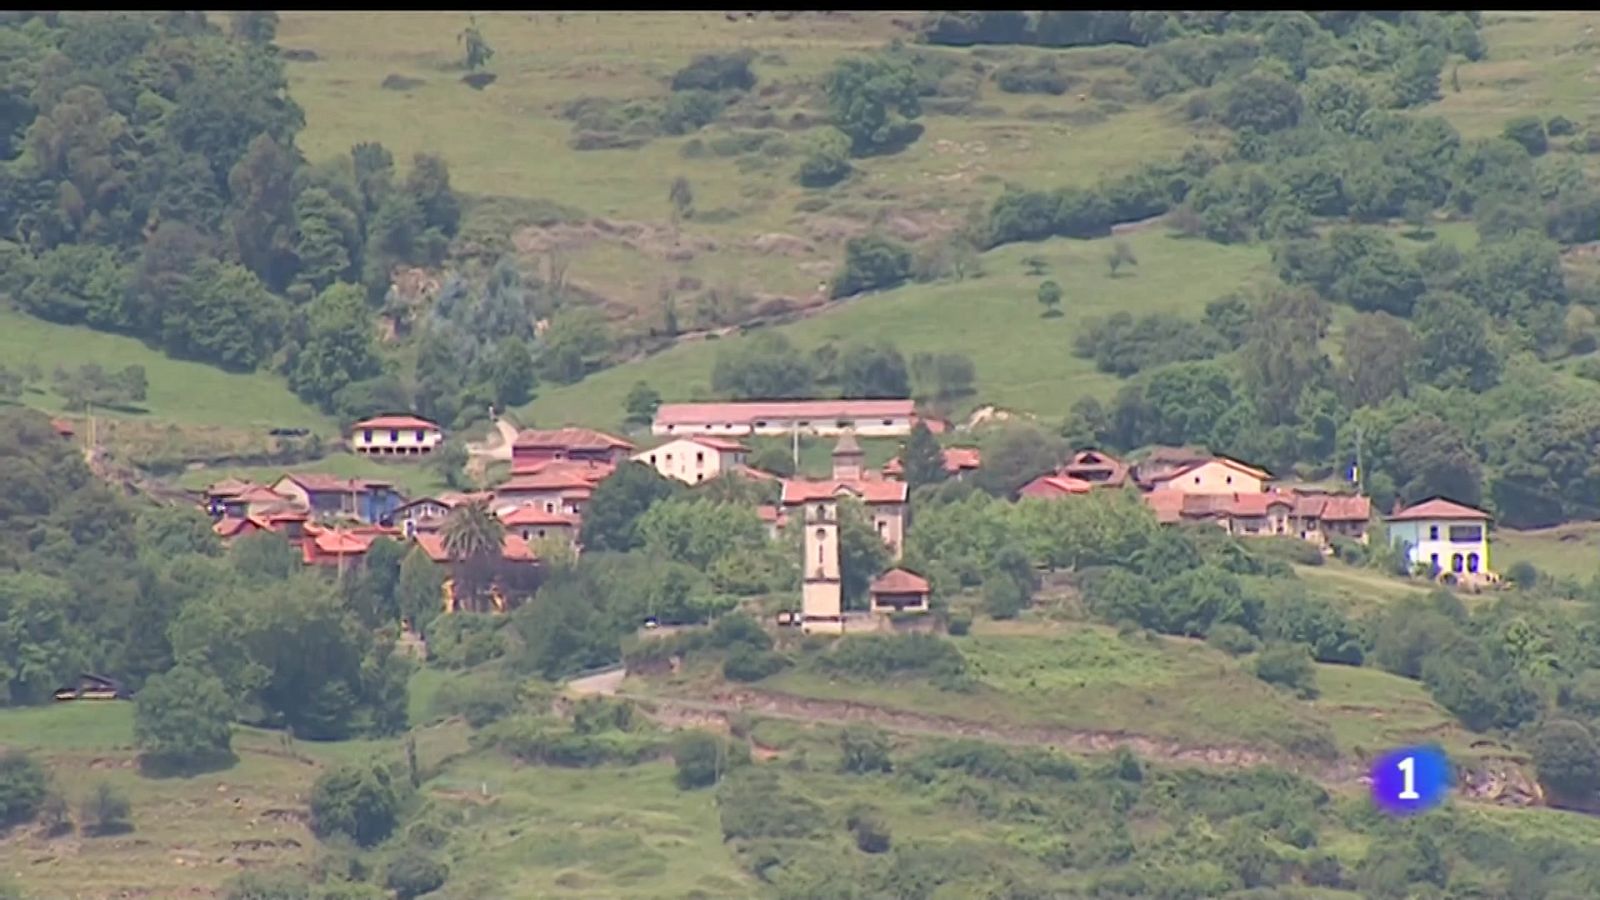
[1397,755,1419,800]
[1372,746,1449,816]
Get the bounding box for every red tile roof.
[352,414,441,432]
[689,436,750,452]
[1144,491,1187,524]
[212,516,258,538]
[1318,494,1371,522]
[507,457,617,479]
[780,478,908,505]
[50,418,75,438]
[205,478,256,498]
[756,504,788,525]
[1148,456,1272,485]
[655,399,915,426]
[1387,497,1490,522]
[870,568,931,595]
[497,467,611,492]
[309,529,377,556]
[512,427,633,451]
[1061,450,1129,486]
[498,506,579,527]
[237,485,289,505]
[1018,474,1094,498]
[412,532,539,563]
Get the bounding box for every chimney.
[831,430,864,481]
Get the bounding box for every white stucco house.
[634,436,751,484]
[349,414,445,457]
[1386,497,1492,580]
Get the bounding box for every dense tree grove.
[0,13,612,430]
[0,407,409,738]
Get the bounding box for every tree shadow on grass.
[137,750,239,780]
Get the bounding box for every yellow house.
[634,436,750,485]
[1146,457,1271,495]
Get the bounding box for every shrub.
[671,49,757,92]
[0,751,48,829]
[1547,115,1577,137]
[995,59,1070,95]
[571,696,638,735]
[723,645,788,682]
[709,612,773,651]
[134,665,235,770]
[816,634,970,685]
[80,782,132,836]
[1253,643,1319,699]
[905,740,1079,788]
[660,90,725,135]
[674,730,736,789]
[832,234,912,298]
[1533,719,1600,804]
[1254,536,1324,567]
[431,677,520,728]
[424,613,507,668]
[480,717,661,767]
[1503,115,1548,156]
[1506,560,1540,590]
[983,574,1028,620]
[846,803,893,853]
[1206,623,1260,656]
[717,769,827,841]
[946,610,973,636]
[224,870,314,900]
[839,724,892,774]
[385,853,449,899]
[309,762,402,847]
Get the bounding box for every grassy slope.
[522,231,1272,428]
[0,309,330,432]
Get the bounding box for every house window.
[1193,476,1201,485]
[876,520,886,535]
[1448,525,1483,543]
[665,453,673,462]
[363,429,373,443]
[1430,553,1439,569]
[649,454,657,464]
[415,429,426,442]
[696,452,704,464]
[1451,553,1464,573]
[882,419,892,426]
[389,429,399,442]
[1428,525,1439,540]
[756,420,768,428]
[837,420,850,429]
[1225,476,1233,485]
[545,502,555,513]
[538,529,547,539]
[798,420,811,427]
[1467,553,1480,573]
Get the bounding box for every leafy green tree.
[387,854,449,900]
[901,421,948,489]
[538,307,612,385]
[406,153,461,239]
[1391,45,1445,108]
[483,337,537,408]
[837,340,910,399]
[0,572,88,705]
[1105,241,1138,276]
[975,421,1067,497]
[16,244,128,330]
[0,751,48,829]
[226,133,301,291]
[832,233,912,298]
[674,730,731,789]
[712,332,816,400]
[429,438,469,490]
[749,444,796,477]
[579,462,681,553]
[1338,312,1414,408]
[309,761,401,847]
[797,128,853,188]
[824,55,923,156]
[1411,292,1500,392]
[163,259,287,371]
[637,499,768,571]
[514,569,619,678]
[134,665,235,769]
[397,547,448,634]
[290,283,382,410]
[838,498,892,607]
[1239,286,1331,425]
[223,869,314,900]
[1535,719,1600,804]
[1037,280,1062,316]
[623,381,662,428]
[668,176,694,223]
[230,532,301,581]
[1220,71,1302,133]
[230,11,279,44]
[910,351,976,405]
[291,187,360,294]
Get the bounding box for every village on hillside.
[198,399,1502,639]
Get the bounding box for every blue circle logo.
[1370,745,1451,816]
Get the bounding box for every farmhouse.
[349,414,444,457]
[300,523,399,567]
[1144,456,1272,495]
[271,473,403,525]
[511,427,633,468]
[781,434,909,559]
[634,436,751,484]
[1059,450,1128,487]
[652,399,917,438]
[394,493,492,536]
[492,461,612,517]
[497,505,580,546]
[1386,497,1494,582]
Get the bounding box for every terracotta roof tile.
[498,506,579,527]
[1387,497,1490,522]
[870,567,931,595]
[497,465,613,492]
[1018,474,1094,498]
[655,399,915,426]
[352,414,441,431]
[413,532,540,563]
[512,427,633,451]
[279,473,392,493]
[212,516,256,538]
[780,478,908,505]
[1320,495,1371,522]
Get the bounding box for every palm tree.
[441,499,504,612]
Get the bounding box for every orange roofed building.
[869,567,931,614]
[780,433,909,558]
[653,399,917,438]
[492,461,613,517]
[511,427,633,467]
[883,446,981,481]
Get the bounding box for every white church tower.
[801,496,844,634]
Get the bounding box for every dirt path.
[618,687,1365,785]
[614,686,1542,806]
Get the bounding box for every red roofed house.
[213,516,261,541]
[271,473,403,524]
[1293,493,1372,549]
[653,399,916,438]
[497,505,579,547]
[349,414,444,457]
[883,446,982,481]
[300,523,400,567]
[492,462,612,517]
[1060,450,1128,487]
[50,418,75,439]
[633,436,751,485]
[412,531,542,613]
[1145,456,1272,495]
[1140,489,1371,550]
[869,567,931,615]
[1019,474,1095,500]
[1386,497,1493,582]
[756,504,788,540]
[511,427,633,467]
[780,434,909,559]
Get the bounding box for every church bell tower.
[801,496,843,634]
